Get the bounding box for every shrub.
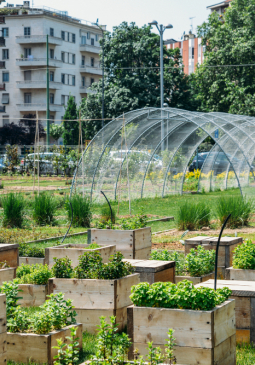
[67,194,92,227]
[150,250,185,275]
[16,263,53,285]
[2,193,25,228]
[176,201,210,230]
[233,240,255,269]
[100,203,116,223]
[97,213,148,230]
[33,193,57,226]
[215,196,254,228]
[19,243,45,258]
[52,256,73,278]
[185,246,215,277]
[130,280,231,311]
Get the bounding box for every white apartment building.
[0,2,104,128]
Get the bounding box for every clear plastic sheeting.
[73,108,255,201]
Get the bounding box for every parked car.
[189,152,209,171]
[109,150,163,170]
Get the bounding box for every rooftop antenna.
[189,16,195,33]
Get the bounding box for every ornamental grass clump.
[2,193,25,228]
[215,196,254,228]
[66,194,92,227]
[176,200,210,230]
[232,240,255,270]
[33,193,57,226]
[130,280,232,311]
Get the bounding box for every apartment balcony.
[16,35,62,46]
[16,80,62,89]
[16,103,63,112]
[79,85,96,94]
[0,61,5,69]
[80,64,102,76]
[16,58,63,68]
[79,44,100,54]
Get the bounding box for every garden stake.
[214,213,231,290]
[101,190,113,223]
[61,201,73,244]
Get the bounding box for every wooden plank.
[133,227,151,251]
[175,272,214,285]
[133,247,151,260]
[250,297,255,344]
[232,296,250,329]
[185,236,212,244]
[116,274,140,309]
[19,257,45,266]
[196,279,255,297]
[236,329,250,343]
[227,267,255,282]
[0,244,19,253]
[90,229,134,247]
[154,267,175,283]
[213,299,236,347]
[0,246,19,268]
[0,268,16,286]
[214,334,236,365]
[18,284,47,307]
[123,259,175,272]
[127,306,134,360]
[0,332,7,359]
[205,236,243,246]
[0,295,6,335]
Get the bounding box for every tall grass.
[2,193,24,228]
[33,193,57,226]
[67,194,92,227]
[100,203,116,223]
[215,196,254,228]
[176,200,210,230]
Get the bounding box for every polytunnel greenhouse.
[73,107,255,201]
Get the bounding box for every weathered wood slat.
[0,244,19,268]
[18,284,48,307]
[0,268,16,286]
[175,272,214,285]
[226,267,255,281]
[19,257,45,266]
[196,279,255,297]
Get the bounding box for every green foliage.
[53,326,80,365]
[52,257,73,278]
[185,246,215,277]
[67,195,92,228]
[215,196,254,228]
[16,264,53,285]
[62,96,79,145]
[100,203,116,224]
[233,240,255,269]
[33,193,57,226]
[130,280,232,311]
[164,329,176,365]
[150,250,185,276]
[86,243,101,249]
[97,213,148,230]
[50,123,64,141]
[2,193,24,228]
[176,200,210,230]
[0,280,22,320]
[19,243,45,258]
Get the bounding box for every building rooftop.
[207,0,231,10]
[164,38,177,45]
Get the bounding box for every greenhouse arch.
[73,108,255,201]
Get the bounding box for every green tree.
[194,0,255,115]
[50,123,64,141]
[81,22,194,139]
[63,96,78,145]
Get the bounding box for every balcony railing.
[16,80,62,89]
[79,44,101,54]
[16,58,63,67]
[80,84,96,94]
[16,35,62,45]
[16,103,63,111]
[80,64,102,75]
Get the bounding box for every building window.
[72,54,75,64]
[61,95,65,105]
[50,71,54,81]
[87,32,90,39]
[24,92,31,104]
[96,34,98,41]
[2,115,9,126]
[72,75,75,86]
[192,47,194,59]
[61,31,65,40]
[2,93,9,104]
[81,76,85,87]
[91,38,94,46]
[24,70,31,81]
[2,72,9,82]
[67,32,70,42]
[24,48,31,58]
[91,57,94,67]
[61,52,65,62]
[81,55,85,66]
[50,49,54,59]
[24,27,31,36]
[50,93,54,104]
[91,78,94,85]
[50,28,54,37]
[81,36,86,45]
[72,33,75,43]
[61,74,65,84]
[2,28,8,37]
[2,49,9,60]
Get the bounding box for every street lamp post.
[148,20,173,151]
[95,20,105,131]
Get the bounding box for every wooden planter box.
[48,273,140,334]
[88,227,151,259]
[184,236,212,255]
[0,294,6,365]
[0,244,19,268]
[123,259,175,284]
[7,323,82,364]
[0,267,16,286]
[175,272,214,285]
[19,257,45,266]
[127,300,236,365]
[185,236,243,278]
[45,243,116,269]
[18,284,48,307]
[196,279,255,344]
[226,267,255,281]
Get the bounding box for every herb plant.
[53,326,80,365]
[97,213,148,230]
[150,250,185,275]
[52,257,73,278]
[233,240,255,269]
[16,263,53,285]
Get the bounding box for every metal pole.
[196,147,198,170]
[46,34,50,146]
[101,28,104,129]
[159,25,164,152]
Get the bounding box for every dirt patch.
[1,185,66,192]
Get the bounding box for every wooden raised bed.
[123,259,175,284]
[7,323,82,365]
[175,272,214,285]
[226,267,255,281]
[185,236,243,278]
[45,243,116,268]
[0,294,6,364]
[0,244,19,267]
[196,279,255,344]
[127,300,236,365]
[48,273,140,333]
[0,267,16,285]
[88,227,151,259]
[19,257,45,266]
[18,284,48,307]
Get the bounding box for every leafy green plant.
[86,243,101,249]
[33,193,57,226]
[2,193,25,228]
[53,326,80,365]
[97,213,148,230]
[100,203,116,224]
[130,280,231,311]
[215,196,254,228]
[16,263,53,285]
[19,243,45,258]
[176,201,210,230]
[165,329,176,365]
[66,195,92,228]
[150,250,185,275]
[233,240,255,269]
[0,280,22,320]
[52,257,73,278]
[185,246,215,277]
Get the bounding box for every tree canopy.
[62,96,79,145]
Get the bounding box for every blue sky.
[33,0,215,40]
